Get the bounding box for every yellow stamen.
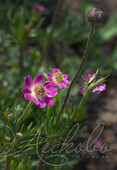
[34,84,46,97]
[54,72,63,82]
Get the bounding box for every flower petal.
[52,68,61,74]
[92,83,106,94]
[34,74,43,84]
[24,75,34,90]
[64,80,70,86]
[82,76,87,83]
[24,93,39,105]
[44,97,55,105]
[80,86,85,95]
[63,74,69,80]
[43,81,51,89]
[38,98,46,108]
[46,73,53,80]
[22,88,31,94]
[58,82,66,89]
[51,81,57,86]
[87,70,93,81]
[46,87,58,97]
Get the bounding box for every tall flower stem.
[37,143,52,170]
[55,24,95,126]
[19,0,27,74]
[71,94,87,124]
[15,101,33,131]
[5,155,12,170]
[36,147,49,170]
[37,0,65,68]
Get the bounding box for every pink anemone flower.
[46,68,70,89]
[22,74,58,108]
[80,70,106,95]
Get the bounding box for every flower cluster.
[23,69,107,108]
[80,70,106,95]
[22,68,70,108]
[33,2,45,13]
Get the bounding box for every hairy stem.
[19,0,27,74]
[5,155,12,170]
[71,94,87,124]
[36,151,48,170]
[36,144,51,170]
[55,24,95,126]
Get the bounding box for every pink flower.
[7,113,14,120]
[95,139,102,147]
[80,70,106,95]
[16,133,23,138]
[46,68,70,89]
[22,74,58,108]
[33,2,45,13]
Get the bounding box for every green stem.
[55,24,95,126]
[36,144,51,170]
[15,101,33,131]
[37,0,65,68]
[71,95,87,124]
[19,0,27,74]
[8,100,33,169]
[5,155,12,170]
[36,150,48,170]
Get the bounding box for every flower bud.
[95,139,102,147]
[24,24,30,32]
[87,7,104,24]
[66,101,71,107]
[5,136,11,142]
[16,133,23,138]
[7,113,14,120]
[33,2,45,13]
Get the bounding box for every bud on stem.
[87,7,104,24]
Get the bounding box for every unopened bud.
[16,133,23,138]
[5,136,11,142]
[66,101,71,107]
[87,7,104,24]
[7,113,14,120]
[24,24,30,32]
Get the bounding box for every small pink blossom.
[33,2,45,13]
[7,113,14,120]
[16,133,23,138]
[46,68,70,89]
[95,139,102,147]
[22,74,58,108]
[80,70,106,95]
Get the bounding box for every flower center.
[34,84,46,97]
[54,72,63,82]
